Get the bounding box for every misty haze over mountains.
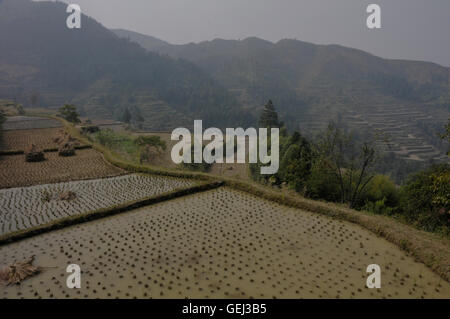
[1,0,449,162]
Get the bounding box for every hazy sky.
[48,0,450,66]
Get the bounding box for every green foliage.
[440,119,450,156]
[252,105,312,190]
[360,175,399,214]
[259,100,280,128]
[305,160,341,202]
[134,136,166,151]
[362,175,399,207]
[92,129,139,160]
[122,108,132,124]
[80,125,100,134]
[399,164,449,233]
[279,133,313,192]
[58,104,80,123]
[90,129,168,165]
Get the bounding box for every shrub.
[399,164,449,233]
[360,175,399,212]
[305,161,341,202]
[80,125,100,134]
[134,135,166,152]
[25,144,45,162]
[58,104,80,123]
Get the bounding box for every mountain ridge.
[113,28,450,163]
[112,29,450,69]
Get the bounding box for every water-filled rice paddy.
[1,188,449,299]
[0,174,196,236]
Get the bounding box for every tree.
[58,104,80,123]
[316,122,377,208]
[439,119,450,156]
[30,93,39,107]
[400,164,449,232]
[122,108,132,124]
[259,100,280,128]
[279,132,313,192]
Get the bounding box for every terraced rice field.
[0,174,196,236]
[0,149,124,189]
[296,96,449,163]
[1,188,449,299]
[2,116,62,131]
[0,127,64,151]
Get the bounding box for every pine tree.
[259,100,280,128]
[122,108,132,124]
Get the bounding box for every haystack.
[58,141,76,157]
[25,144,45,162]
[0,256,41,286]
[59,191,77,201]
[53,131,80,147]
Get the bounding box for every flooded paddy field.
[1,188,449,299]
[0,174,196,236]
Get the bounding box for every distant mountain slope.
[112,29,170,52]
[113,29,450,163]
[0,0,254,129]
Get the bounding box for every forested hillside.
[0,0,254,129]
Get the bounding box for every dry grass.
[0,149,125,189]
[0,127,62,150]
